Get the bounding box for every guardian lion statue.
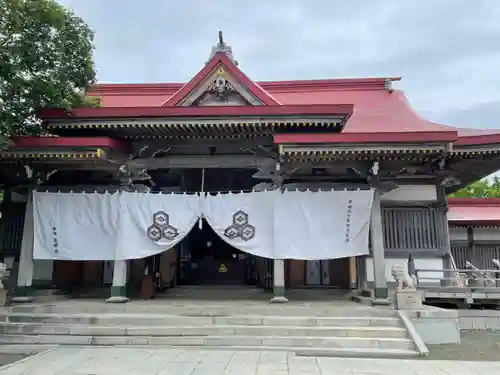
[391,264,417,291]
[0,263,7,290]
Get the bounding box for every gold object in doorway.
[218,264,228,273]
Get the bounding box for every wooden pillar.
[106,260,129,303]
[12,192,35,303]
[349,257,357,290]
[370,189,389,304]
[437,184,456,285]
[270,259,288,303]
[0,186,12,263]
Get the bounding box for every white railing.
[414,264,500,289]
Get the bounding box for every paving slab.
[0,347,499,375]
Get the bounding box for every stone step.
[0,323,408,338]
[0,313,401,327]
[0,334,415,350]
[9,303,395,317]
[0,343,421,358]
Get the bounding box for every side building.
[448,198,500,270]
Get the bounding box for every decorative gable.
[182,65,258,107]
[162,33,280,107]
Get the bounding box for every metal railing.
[413,259,500,289]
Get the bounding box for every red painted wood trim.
[448,198,500,206]
[449,221,500,226]
[162,52,280,107]
[38,104,354,120]
[456,134,500,146]
[274,131,458,144]
[11,136,129,151]
[87,77,402,96]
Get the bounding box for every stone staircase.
[0,296,424,358]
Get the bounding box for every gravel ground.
[424,330,500,361]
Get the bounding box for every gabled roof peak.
[162,36,280,107]
[208,31,238,66]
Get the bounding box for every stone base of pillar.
[12,286,35,303]
[106,286,129,303]
[270,296,289,304]
[372,286,391,305]
[270,285,288,303]
[106,296,130,303]
[12,296,35,303]
[371,297,391,306]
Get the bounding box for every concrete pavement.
[0,347,499,375]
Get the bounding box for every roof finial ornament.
[208,30,238,66]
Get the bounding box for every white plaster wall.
[365,257,444,284]
[449,227,468,241]
[472,227,500,241]
[381,185,437,202]
[33,260,53,281]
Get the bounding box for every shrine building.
[2,34,500,304]
[448,198,500,271]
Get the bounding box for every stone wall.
[404,308,460,344]
[459,310,500,330]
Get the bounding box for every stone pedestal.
[394,289,423,310]
[0,268,10,306]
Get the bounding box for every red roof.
[87,78,449,133]
[53,51,493,145]
[448,198,500,225]
[86,78,500,144]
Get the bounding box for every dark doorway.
[177,220,255,285]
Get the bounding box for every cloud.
[57,0,500,129]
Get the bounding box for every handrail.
[396,311,429,357]
[448,252,463,287]
[466,261,494,282]
[414,267,500,288]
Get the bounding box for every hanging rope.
[199,168,205,229]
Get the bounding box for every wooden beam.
[131,137,274,149]
[127,155,276,170]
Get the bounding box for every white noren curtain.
[33,192,119,260]
[116,192,202,260]
[273,189,374,260]
[201,191,278,259]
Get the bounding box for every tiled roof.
[81,62,500,143]
[448,198,500,224]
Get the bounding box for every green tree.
[450,177,500,198]
[0,0,97,146]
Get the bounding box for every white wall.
[473,227,500,241]
[365,257,444,285]
[449,227,500,242]
[381,185,437,202]
[449,227,468,241]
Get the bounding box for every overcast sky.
[57,0,500,130]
